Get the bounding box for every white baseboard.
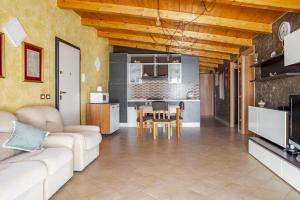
[182,123,200,127]
[120,122,200,127]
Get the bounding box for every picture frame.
[24,42,43,82]
[0,33,4,78]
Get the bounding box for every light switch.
[40,94,45,99]
[46,94,51,99]
[81,73,87,83]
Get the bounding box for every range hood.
[142,65,168,79]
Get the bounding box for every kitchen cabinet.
[181,55,199,84]
[109,53,128,84]
[168,63,181,83]
[129,63,143,83]
[109,53,128,123]
[182,101,200,122]
[86,103,120,134]
[109,83,127,123]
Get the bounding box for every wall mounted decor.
[3,18,27,47]
[0,33,4,78]
[278,21,291,42]
[95,56,101,72]
[24,43,43,82]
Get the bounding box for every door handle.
[60,91,67,94]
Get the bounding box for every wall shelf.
[250,73,300,82]
[130,63,180,65]
[142,76,168,80]
[250,53,284,68]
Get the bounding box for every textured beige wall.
[0,0,110,124]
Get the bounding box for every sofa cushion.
[0,161,47,200]
[3,121,49,152]
[0,133,21,161]
[0,112,21,161]
[0,112,16,133]
[16,106,64,133]
[3,148,73,175]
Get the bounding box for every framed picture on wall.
[0,33,4,78]
[24,43,43,82]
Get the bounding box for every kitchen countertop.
[128,99,200,102]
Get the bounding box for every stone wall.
[254,12,300,108]
[215,60,230,123]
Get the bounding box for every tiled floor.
[51,118,300,200]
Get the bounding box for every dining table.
[139,105,179,114]
[138,105,181,139]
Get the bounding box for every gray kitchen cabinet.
[109,83,127,123]
[182,101,201,122]
[128,63,143,84]
[181,55,199,84]
[109,53,128,84]
[168,63,182,83]
[109,53,128,123]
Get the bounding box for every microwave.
[90,92,109,103]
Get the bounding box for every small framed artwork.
[0,33,4,78]
[24,43,43,82]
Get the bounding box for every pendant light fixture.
[156,0,161,26]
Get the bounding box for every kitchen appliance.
[90,92,109,103]
[96,86,103,92]
[186,91,195,99]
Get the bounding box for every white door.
[57,40,81,125]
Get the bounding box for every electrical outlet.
[46,94,51,99]
[40,94,45,99]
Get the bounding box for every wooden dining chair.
[136,106,153,135]
[171,102,184,136]
[152,101,172,139]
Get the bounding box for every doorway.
[55,37,81,125]
[236,48,255,134]
[200,73,214,117]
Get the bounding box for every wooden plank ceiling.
[57,0,295,71]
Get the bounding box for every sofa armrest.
[63,125,100,133]
[44,135,74,149]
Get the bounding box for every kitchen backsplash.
[128,79,200,100]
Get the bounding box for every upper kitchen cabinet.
[181,55,199,84]
[109,53,128,84]
[128,63,142,84]
[168,63,182,84]
[128,54,182,83]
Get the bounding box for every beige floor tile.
[51,119,300,200]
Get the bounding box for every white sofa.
[16,106,102,171]
[0,111,74,200]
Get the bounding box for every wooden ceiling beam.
[200,67,216,72]
[199,62,219,68]
[199,57,224,64]
[214,0,300,11]
[109,39,231,60]
[57,0,272,33]
[82,18,252,46]
[98,31,239,54]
